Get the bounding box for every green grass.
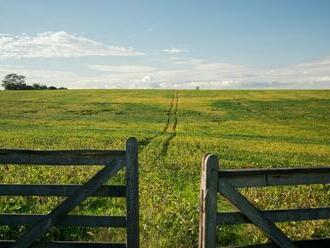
[0,89,329,247]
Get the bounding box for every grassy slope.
[0,89,329,247]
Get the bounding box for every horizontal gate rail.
[199,154,330,248]
[230,238,330,248]
[0,214,126,227]
[0,137,139,248]
[0,184,126,197]
[0,149,126,165]
[219,167,330,187]
[217,207,330,225]
[0,240,127,248]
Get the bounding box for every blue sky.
[1,0,330,89]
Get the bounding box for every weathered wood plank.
[229,238,330,248]
[0,149,125,165]
[125,138,139,248]
[219,167,330,188]
[12,162,123,248]
[0,214,126,227]
[217,207,330,225]
[199,154,218,248]
[218,179,295,248]
[0,240,126,248]
[0,184,126,197]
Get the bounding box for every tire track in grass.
[139,91,180,245]
[163,94,175,133]
[160,91,179,156]
[139,91,179,153]
[139,90,180,174]
[172,92,179,132]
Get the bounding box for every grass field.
[0,89,329,247]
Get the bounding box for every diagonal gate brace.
[218,178,296,248]
[11,160,124,248]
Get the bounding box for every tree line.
[1,74,67,90]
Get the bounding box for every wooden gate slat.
[0,240,127,248]
[12,161,123,248]
[217,207,330,225]
[218,179,295,248]
[0,184,126,197]
[0,149,125,165]
[0,214,126,227]
[229,238,330,248]
[219,167,330,187]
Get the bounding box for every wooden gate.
[199,154,330,248]
[0,137,139,248]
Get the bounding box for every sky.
[0,0,330,89]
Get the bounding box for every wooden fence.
[199,154,330,248]
[0,137,139,248]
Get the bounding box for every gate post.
[199,154,218,248]
[126,137,139,248]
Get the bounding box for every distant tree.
[24,85,34,90]
[1,73,27,90]
[196,86,200,90]
[32,83,48,90]
[2,74,67,90]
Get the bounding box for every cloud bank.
[82,56,330,89]
[2,56,329,89]
[0,31,144,59]
[0,31,329,89]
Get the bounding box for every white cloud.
[162,48,186,54]
[0,31,144,59]
[145,56,330,89]
[1,57,330,89]
[88,64,155,73]
[168,57,206,65]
